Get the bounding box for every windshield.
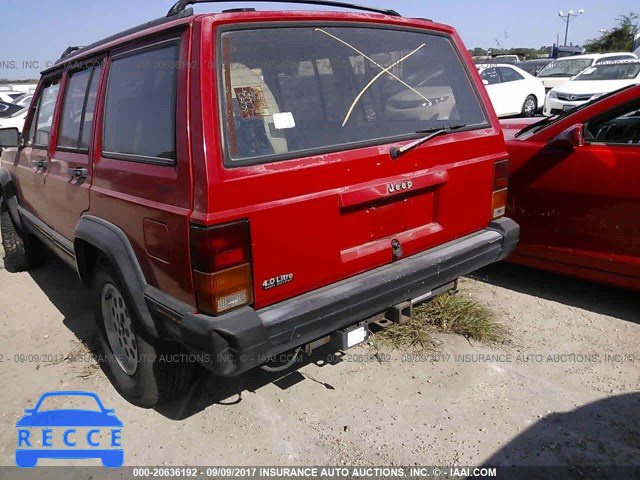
[9,107,27,118]
[219,25,487,163]
[574,63,640,81]
[516,84,637,138]
[538,58,594,77]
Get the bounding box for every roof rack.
[167,0,401,17]
[58,46,85,61]
[51,9,194,67]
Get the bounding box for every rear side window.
[498,67,523,82]
[31,81,60,146]
[481,68,500,85]
[102,42,178,163]
[219,26,487,163]
[57,65,102,150]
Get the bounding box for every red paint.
[502,85,640,291]
[3,10,509,310]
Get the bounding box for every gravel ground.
[0,245,638,474]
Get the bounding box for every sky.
[0,0,636,79]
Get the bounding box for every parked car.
[478,64,545,117]
[537,52,638,92]
[544,60,640,115]
[0,0,518,407]
[493,54,520,65]
[517,58,553,76]
[12,93,34,107]
[0,106,28,132]
[0,101,23,118]
[0,91,24,103]
[500,84,640,290]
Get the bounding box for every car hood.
[539,77,571,90]
[16,410,123,427]
[499,118,539,141]
[553,79,638,96]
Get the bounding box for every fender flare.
[0,167,23,230]
[74,215,158,338]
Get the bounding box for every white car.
[12,93,33,107]
[478,64,545,117]
[0,106,28,132]
[537,52,638,92]
[0,91,24,103]
[544,60,640,115]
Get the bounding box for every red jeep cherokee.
[0,0,518,407]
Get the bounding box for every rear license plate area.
[331,322,369,350]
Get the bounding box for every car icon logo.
[15,391,123,468]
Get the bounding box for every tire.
[522,95,537,118]
[0,198,42,272]
[92,257,194,408]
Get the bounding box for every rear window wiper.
[390,124,466,159]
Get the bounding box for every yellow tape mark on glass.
[314,28,429,127]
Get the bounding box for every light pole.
[558,9,584,46]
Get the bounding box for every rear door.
[45,62,103,240]
[11,78,61,220]
[497,66,526,116]
[206,24,505,309]
[481,67,506,116]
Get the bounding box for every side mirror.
[0,127,21,148]
[482,79,489,85]
[549,124,584,150]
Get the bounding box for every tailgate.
[196,21,505,310]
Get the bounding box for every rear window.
[219,25,487,164]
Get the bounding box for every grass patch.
[372,293,508,351]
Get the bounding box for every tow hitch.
[304,280,457,354]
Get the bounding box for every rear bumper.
[148,218,519,377]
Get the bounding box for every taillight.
[492,159,509,219]
[190,220,253,315]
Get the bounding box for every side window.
[102,42,178,162]
[57,69,91,149]
[31,81,60,147]
[498,67,524,82]
[80,67,102,149]
[481,68,500,85]
[586,102,640,145]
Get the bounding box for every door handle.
[68,167,88,179]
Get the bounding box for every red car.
[501,84,640,291]
[0,0,518,407]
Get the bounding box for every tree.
[584,12,639,53]
[471,47,488,57]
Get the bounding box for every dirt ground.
[0,244,638,473]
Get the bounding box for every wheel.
[521,95,537,118]
[0,198,42,272]
[92,257,194,408]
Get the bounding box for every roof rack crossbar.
[167,0,400,17]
